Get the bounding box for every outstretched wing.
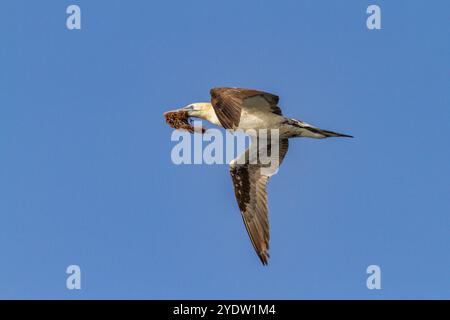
[210,87,282,130]
[229,137,289,265]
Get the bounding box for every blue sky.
[0,0,449,299]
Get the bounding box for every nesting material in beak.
[164,109,205,134]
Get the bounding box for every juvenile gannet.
[168,87,352,265]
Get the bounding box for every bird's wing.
[229,136,289,265]
[210,87,283,129]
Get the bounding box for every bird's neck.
[200,103,222,127]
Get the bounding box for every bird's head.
[178,102,221,126]
[181,102,212,119]
[165,102,220,127]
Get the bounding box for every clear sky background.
[0,0,449,299]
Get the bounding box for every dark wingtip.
[259,251,270,266]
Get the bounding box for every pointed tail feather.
[300,125,353,139]
[318,129,353,138]
[285,118,353,139]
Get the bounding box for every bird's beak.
[164,106,191,115]
[181,105,194,116]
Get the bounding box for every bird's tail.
[310,127,354,138]
[287,119,353,139]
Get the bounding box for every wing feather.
[229,138,289,265]
[210,87,283,130]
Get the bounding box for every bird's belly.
[237,111,283,131]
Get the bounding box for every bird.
[169,87,352,265]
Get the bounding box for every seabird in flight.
[167,87,352,265]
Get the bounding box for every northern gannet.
[169,87,352,265]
